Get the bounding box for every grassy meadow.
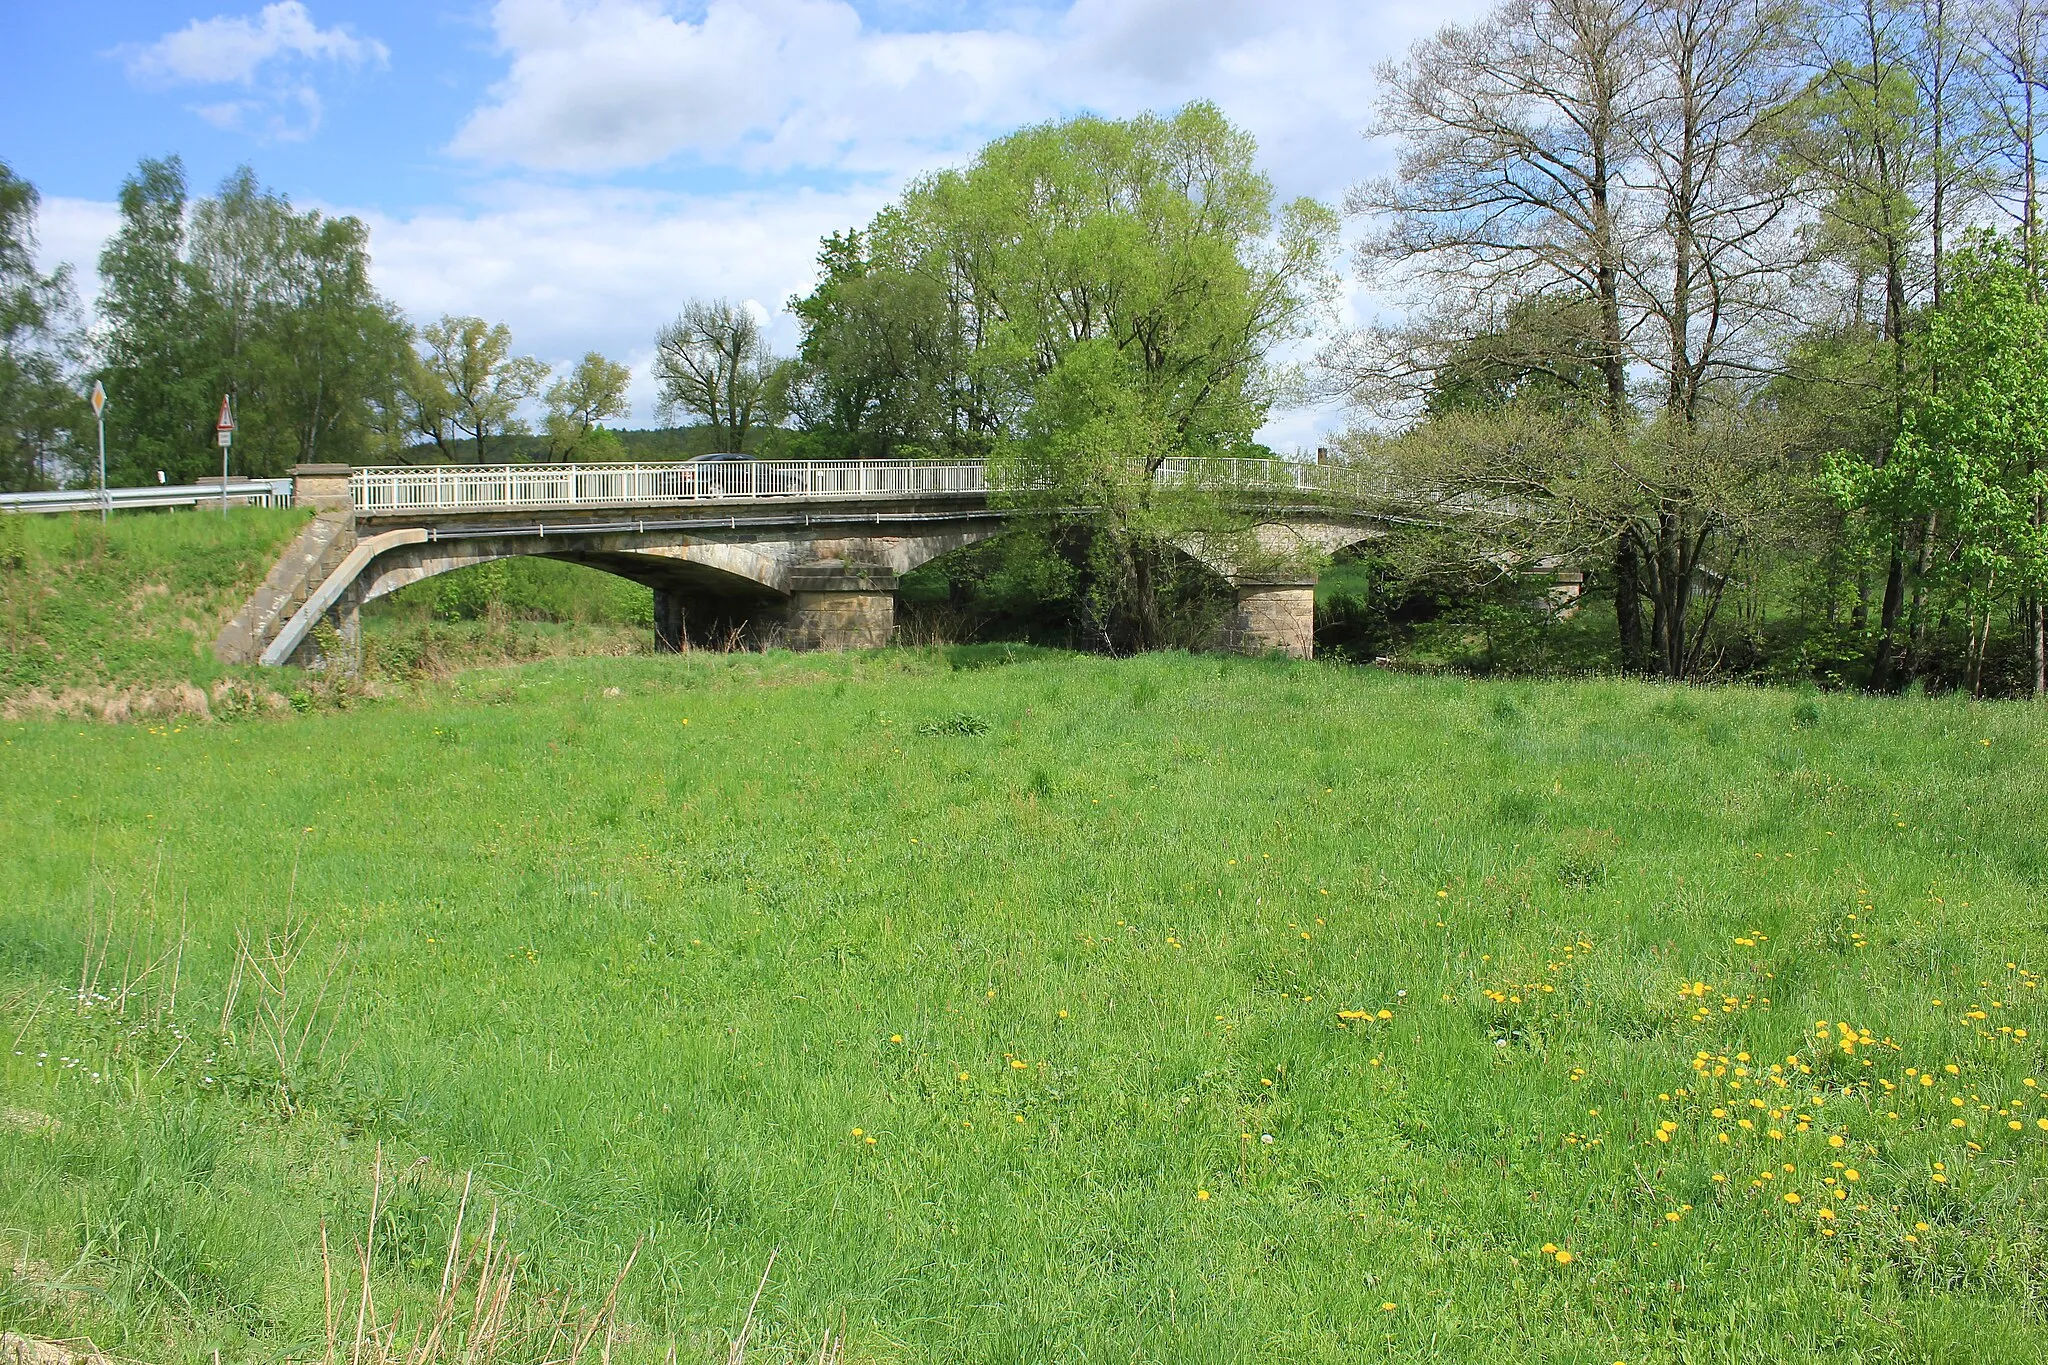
[1,649,2045,1362]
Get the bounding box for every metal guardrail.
[0,479,295,514]
[348,456,1395,516]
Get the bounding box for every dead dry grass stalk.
[320,1148,640,1365]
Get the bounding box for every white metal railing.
[349,459,989,515]
[0,479,294,515]
[1156,456,1396,502]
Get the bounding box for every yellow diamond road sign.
[90,381,105,417]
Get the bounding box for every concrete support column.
[1225,576,1316,659]
[291,463,354,514]
[786,562,897,650]
[653,588,686,653]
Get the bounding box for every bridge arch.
[354,532,787,605]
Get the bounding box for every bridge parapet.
[351,459,988,517]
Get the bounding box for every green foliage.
[1423,296,1609,419]
[96,159,412,482]
[374,556,655,627]
[1825,232,2048,691]
[543,352,633,460]
[4,653,2048,1361]
[782,229,963,460]
[1833,235,2048,603]
[415,316,549,464]
[786,104,1337,649]
[0,160,87,493]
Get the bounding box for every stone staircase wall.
[214,510,357,665]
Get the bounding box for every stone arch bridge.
[216,458,1464,669]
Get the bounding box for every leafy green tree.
[96,159,411,481]
[190,168,412,473]
[783,229,968,459]
[97,158,212,483]
[544,351,632,460]
[417,316,549,464]
[0,161,85,492]
[1423,297,1610,419]
[1830,232,2048,694]
[855,103,1338,647]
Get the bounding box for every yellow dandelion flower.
[1196,1189,1211,1201]
[1827,1135,1844,1148]
[1554,1250,1573,1265]
[1784,1192,1801,1204]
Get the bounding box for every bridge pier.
[1224,575,1317,659]
[785,562,897,650]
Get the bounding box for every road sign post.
[90,381,108,523]
[216,395,235,516]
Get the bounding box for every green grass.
[0,507,310,703]
[3,650,2046,1362]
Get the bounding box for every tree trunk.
[1908,510,1937,679]
[1129,536,1163,652]
[2033,596,2046,698]
[1873,538,1907,691]
[1615,535,1646,672]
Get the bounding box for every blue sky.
[0,1,1481,442]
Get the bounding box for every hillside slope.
[0,508,309,717]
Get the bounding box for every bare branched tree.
[652,299,779,453]
[1341,0,1805,677]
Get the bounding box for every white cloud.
[449,0,1481,196]
[126,2,387,86]
[451,0,1046,177]
[357,183,899,423]
[123,2,386,141]
[30,198,124,304]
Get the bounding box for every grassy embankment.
[0,509,656,718]
[0,509,309,717]
[2,649,2044,1362]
